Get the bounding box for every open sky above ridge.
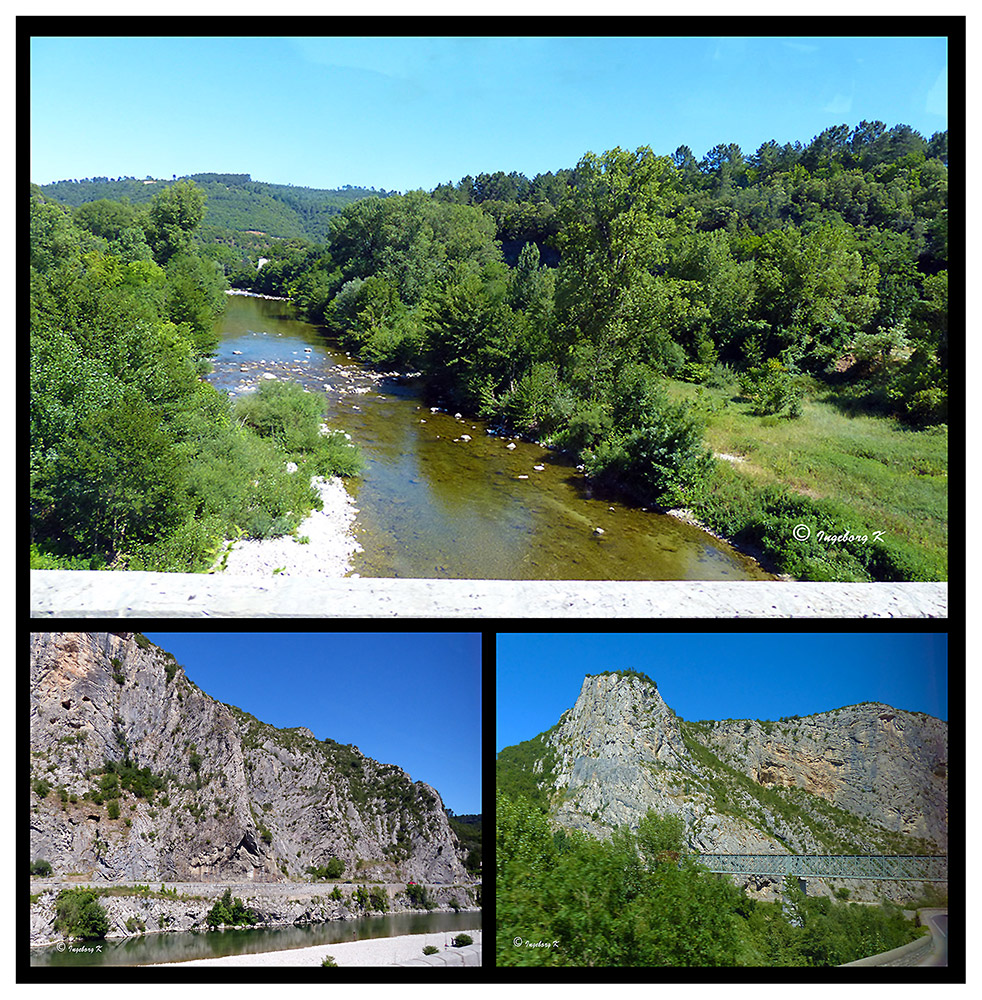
[496,632,947,753]
[145,632,482,816]
[30,32,948,191]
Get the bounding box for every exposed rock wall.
[509,671,946,861]
[30,632,467,883]
[702,706,948,848]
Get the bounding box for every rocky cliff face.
[701,704,947,849]
[30,632,467,883]
[498,671,947,861]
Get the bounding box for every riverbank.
[216,475,363,578]
[225,288,289,301]
[149,928,482,966]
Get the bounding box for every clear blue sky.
[30,33,948,191]
[496,632,948,752]
[144,632,482,815]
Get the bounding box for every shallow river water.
[207,295,771,581]
[30,908,480,967]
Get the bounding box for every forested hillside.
[31,120,949,581]
[233,121,949,581]
[39,173,391,241]
[30,179,361,572]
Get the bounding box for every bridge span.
[696,855,947,881]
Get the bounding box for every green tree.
[54,889,110,940]
[144,179,207,264]
[48,393,191,556]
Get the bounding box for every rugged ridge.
[30,632,468,883]
[498,671,947,862]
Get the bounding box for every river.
[30,908,480,967]
[207,295,771,581]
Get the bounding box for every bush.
[54,888,110,940]
[405,882,434,909]
[369,885,389,912]
[739,358,803,417]
[583,401,716,508]
[30,859,53,877]
[107,799,120,820]
[422,945,439,955]
[206,888,259,928]
[320,954,338,967]
[452,933,473,947]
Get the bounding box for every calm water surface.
[208,295,771,581]
[30,908,480,966]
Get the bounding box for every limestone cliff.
[30,632,468,883]
[497,671,947,860]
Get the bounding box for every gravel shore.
[153,929,481,966]
[218,476,362,578]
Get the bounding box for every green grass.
[664,379,947,580]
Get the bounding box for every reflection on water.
[31,909,481,966]
[207,295,772,581]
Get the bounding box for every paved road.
[919,911,948,967]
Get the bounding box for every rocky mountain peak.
[30,632,469,884]
[498,672,947,874]
[548,672,687,774]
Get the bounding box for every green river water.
[30,908,480,966]
[208,294,771,581]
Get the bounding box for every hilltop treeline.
[225,122,948,581]
[30,180,361,572]
[33,121,948,580]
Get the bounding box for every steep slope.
[30,632,466,883]
[496,671,947,858]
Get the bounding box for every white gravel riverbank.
[153,929,481,966]
[217,476,362,578]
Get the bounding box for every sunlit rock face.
[511,671,946,861]
[30,632,467,883]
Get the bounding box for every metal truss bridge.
[696,855,948,882]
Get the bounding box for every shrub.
[206,888,259,928]
[54,888,110,940]
[369,885,389,912]
[33,779,51,799]
[422,945,439,955]
[30,859,53,877]
[583,402,715,508]
[452,933,473,947]
[328,886,343,902]
[320,954,338,967]
[107,799,120,820]
[739,358,803,417]
[405,882,434,910]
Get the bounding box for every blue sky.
[144,632,482,815]
[496,632,948,752]
[29,33,948,192]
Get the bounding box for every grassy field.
[663,377,947,581]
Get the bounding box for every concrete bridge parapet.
[30,571,947,619]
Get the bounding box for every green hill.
[37,173,394,242]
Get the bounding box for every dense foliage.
[496,792,923,967]
[30,181,362,572]
[34,121,947,580]
[448,812,483,873]
[54,888,110,940]
[495,726,561,813]
[206,888,260,928]
[212,121,947,581]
